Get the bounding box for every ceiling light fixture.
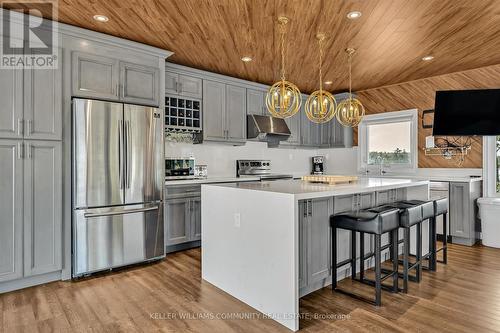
[422,55,434,61]
[305,33,337,124]
[336,48,365,127]
[347,11,362,20]
[265,16,301,119]
[324,81,333,85]
[93,14,109,22]
[241,56,252,62]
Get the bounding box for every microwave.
[165,158,195,179]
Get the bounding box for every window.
[358,109,418,173]
[482,136,499,197]
[496,136,500,193]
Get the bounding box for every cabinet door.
[178,75,202,99]
[307,198,333,285]
[72,51,119,100]
[225,85,246,142]
[309,122,322,147]
[0,140,23,282]
[300,97,313,146]
[0,67,23,139]
[165,71,179,95]
[330,118,345,147]
[284,112,301,145]
[165,198,191,245]
[246,88,266,115]
[319,122,330,147]
[203,80,226,141]
[120,62,160,106]
[450,182,470,238]
[24,51,62,140]
[23,140,62,276]
[298,201,308,289]
[190,197,201,241]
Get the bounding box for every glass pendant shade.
[336,48,365,127]
[305,33,337,124]
[266,16,301,118]
[337,97,365,127]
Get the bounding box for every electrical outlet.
[234,213,241,228]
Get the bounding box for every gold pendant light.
[266,16,301,119]
[305,34,337,124]
[337,48,365,127]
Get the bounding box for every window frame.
[482,136,500,197]
[358,109,418,174]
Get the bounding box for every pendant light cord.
[280,22,286,81]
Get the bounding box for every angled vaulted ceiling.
[5,0,500,93]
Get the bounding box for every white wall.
[165,141,359,177]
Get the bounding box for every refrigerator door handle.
[118,120,124,189]
[125,120,131,189]
[83,205,159,218]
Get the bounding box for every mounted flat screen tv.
[432,89,500,136]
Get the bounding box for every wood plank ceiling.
[4,0,500,93]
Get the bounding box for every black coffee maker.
[311,156,324,175]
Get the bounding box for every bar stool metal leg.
[403,227,410,293]
[431,217,438,271]
[442,212,448,264]
[374,234,382,306]
[332,225,337,290]
[351,230,357,279]
[416,222,423,282]
[359,232,365,282]
[391,229,399,292]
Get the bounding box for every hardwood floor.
[2,244,500,332]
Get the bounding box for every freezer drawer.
[73,203,164,277]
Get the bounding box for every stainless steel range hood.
[247,114,291,146]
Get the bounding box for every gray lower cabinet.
[72,51,160,106]
[449,181,481,245]
[23,140,62,276]
[203,80,246,143]
[246,88,266,115]
[165,71,202,99]
[120,61,160,106]
[165,194,201,251]
[299,197,334,291]
[165,198,191,246]
[0,140,23,283]
[0,140,62,283]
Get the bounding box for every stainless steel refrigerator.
[72,98,164,277]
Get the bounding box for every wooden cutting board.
[301,175,358,185]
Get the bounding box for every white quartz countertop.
[357,174,482,183]
[165,176,260,186]
[204,177,430,200]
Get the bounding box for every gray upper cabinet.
[72,52,120,100]
[23,140,62,277]
[203,80,226,141]
[225,85,246,142]
[283,112,301,145]
[165,71,202,99]
[0,140,23,283]
[330,118,345,147]
[120,61,160,106]
[24,58,62,141]
[246,88,266,115]
[0,68,24,140]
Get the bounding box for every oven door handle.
[84,206,158,218]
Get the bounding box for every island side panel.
[201,185,299,331]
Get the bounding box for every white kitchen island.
[201,178,430,331]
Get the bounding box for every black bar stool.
[368,202,425,293]
[403,198,448,270]
[331,207,400,306]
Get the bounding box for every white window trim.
[358,109,418,174]
[482,136,498,197]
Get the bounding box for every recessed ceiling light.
[241,56,252,62]
[347,11,362,20]
[324,81,333,85]
[422,55,434,61]
[93,15,109,22]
